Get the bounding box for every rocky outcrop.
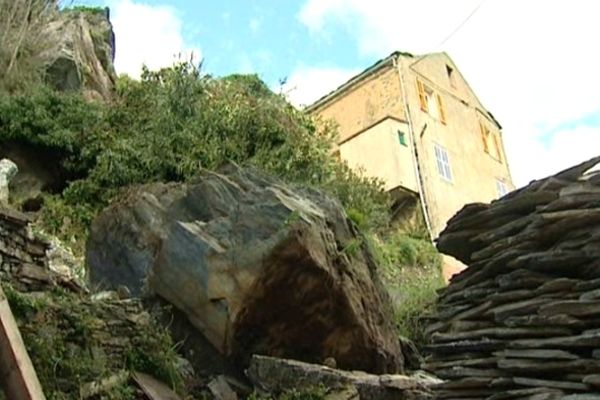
[425,156,600,399]
[41,8,116,101]
[87,164,403,374]
[247,355,441,400]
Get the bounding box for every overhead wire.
[437,0,487,47]
[409,0,487,69]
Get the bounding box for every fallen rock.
[45,234,85,286]
[87,164,403,373]
[208,375,238,400]
[246,355,440,400]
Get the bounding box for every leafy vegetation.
[3,283,186,399]
[371,230,443,346]
[67,5,105,15]
[0,62,390,252]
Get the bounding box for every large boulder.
[86,164,403,374]
[41,8,116,101]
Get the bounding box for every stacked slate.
[424,156,600,399]
[0,206,54,290]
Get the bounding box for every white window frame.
[496,179,509,197]
[434,143,452,182]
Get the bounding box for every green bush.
[390,265,443,346]
[4,284,186,399]
[370,231,443,345]
[0,62,391,251]
[67,5,105,15]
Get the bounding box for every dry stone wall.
[0,207,56,291]
[425,156,600,399]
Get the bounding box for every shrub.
[0,63,391,251]
[4,284,186,399]
[370,231,443,345]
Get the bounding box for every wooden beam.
[0,286,46,399]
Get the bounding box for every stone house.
[307,51,515,278]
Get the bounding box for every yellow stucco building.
[307,51,515,279]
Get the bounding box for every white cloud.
[282,66,360,107]
[506,123,600,186]
[109,0,201,78]
[298,0,600,187]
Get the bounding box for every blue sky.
[76,0,367,89]
[73,0,600,187]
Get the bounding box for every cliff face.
[41,7,116,101]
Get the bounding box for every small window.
[479,122,490,153]
[397,130,407,146]
[446,65,456,88]
[479,121,503,163]
[496,179,508,197]
[434,144,452,182]
[417,79,446,124]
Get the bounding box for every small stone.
[116,285,131,299]
[208,375,238,400]
[323,357,337,369]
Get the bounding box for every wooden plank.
[0,286,46,399]
[133,372,181,400]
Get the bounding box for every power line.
[409,0,486,69]
[438,0,486,47]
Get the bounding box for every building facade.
[307,52,515,278]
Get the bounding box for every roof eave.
[306,52,410,113]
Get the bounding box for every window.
[397,130,407,146]
[446,65,456,88]
[496,179,509,197]
[479,121,490,153]
[417,79,446,124]
[434,144,452,182]
[479,121,503,163]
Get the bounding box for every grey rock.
[41,8,116,100]
[208,375,238,400]
[246,355,440,400]
[87,164,402,373]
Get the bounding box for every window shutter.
[437,94,446,124]
[417,80,428,112]
[493,133,503,163]
[479,122,489,153]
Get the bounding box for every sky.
[74,0,600,188]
